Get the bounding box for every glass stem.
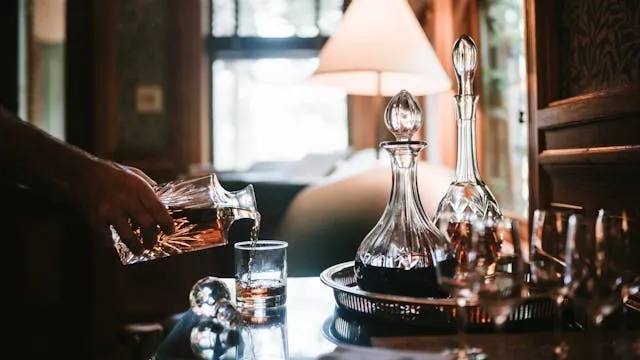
[553,300,569,359]
[456,305,469,349]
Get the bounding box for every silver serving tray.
[320,261,556,329]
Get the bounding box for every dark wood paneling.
[112,0,208,182]
[168,0,209,173]
[65,0,97,152]
[557,0,640,99]
[543,164,640,214]
[527,0,640,221]
[539,145,640,165]
[538,84,640,130]
[0,0,19,113]
[92,0,117,158]
[543,117,640,150]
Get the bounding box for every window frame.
[206,0,346,170]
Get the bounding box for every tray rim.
[320,260,549,307]
[321,261,466,306]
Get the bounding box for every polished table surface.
[153,277,640,360]
[155,277,338,360]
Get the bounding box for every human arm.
[0,106,175,253]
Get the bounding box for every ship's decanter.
[433,35,502,264]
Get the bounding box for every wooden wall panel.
[0,1,19,114]
[526,0,640,221]
[72,0,209,182]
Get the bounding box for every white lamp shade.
[33,0,66,44]
[310,0,451,96]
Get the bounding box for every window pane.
[22,0,66,140]
[237,0,318,37]
[479,0,528,217]
[212,58,348,171]
[212,0,236,36]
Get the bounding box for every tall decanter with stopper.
[354,90,455,298]
[433,35,502,259]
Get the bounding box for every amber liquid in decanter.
[434,35,502,261]
[113,174,260,265]
[354,90,455,298]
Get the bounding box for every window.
[19,0,66,140]
[209,0,348,171]
[478,0,529,217]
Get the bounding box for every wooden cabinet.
[526,0,640,219]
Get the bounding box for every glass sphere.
[189,276,232,317]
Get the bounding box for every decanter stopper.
[452,34,477,96]
[383,89,422,142]
[189,276,243,329]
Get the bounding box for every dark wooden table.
[153,277,640,360]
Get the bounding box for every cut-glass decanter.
[433,35,502,266]
[354,90,455,298]
[112,174,260,265]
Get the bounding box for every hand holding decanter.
[112,174,260,265]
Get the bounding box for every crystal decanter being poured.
[354,90,455,298]
[433,35,502,265]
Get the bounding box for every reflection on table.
[154,277,338,360]
[152,277,640,360]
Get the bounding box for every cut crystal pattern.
[434,34,502,225]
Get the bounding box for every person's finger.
[115,163,158,186]
[112,216,142,255]
[140,225,160,250]
[127,166,157,186]
[89,217,118,252]
[139,190,175,235]
[129,206,159,250]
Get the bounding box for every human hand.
[117,164,158,186]
[69,160,175,255]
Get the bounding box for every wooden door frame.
[0,0,20,114]
[525,0,640,219]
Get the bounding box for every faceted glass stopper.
[452,34,477,96]
[189,276,232,317]
[383,89,423,142]
[189,276,243,329]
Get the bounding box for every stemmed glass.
[471,216,528,355]
[566,209,634,357]
[528,209,582,359]
[434,212,487,360]
[568,209,629,326]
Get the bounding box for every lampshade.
[33,0,66,44]
[310,0,451,96]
